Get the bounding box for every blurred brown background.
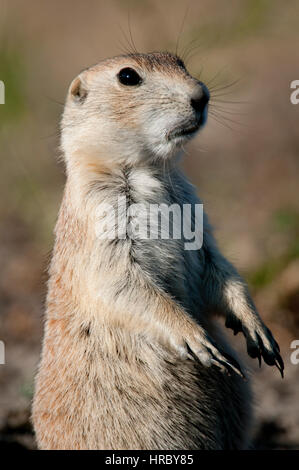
[0,0,299,449]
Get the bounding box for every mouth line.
[167,123,200,141]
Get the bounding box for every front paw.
[225,315,284,377]
[171,326,245,379]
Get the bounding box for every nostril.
[190,86,210,114]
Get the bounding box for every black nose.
[190,84,210,114]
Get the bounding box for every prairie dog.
[32,52,284,450]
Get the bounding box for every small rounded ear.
[70,76,88,102]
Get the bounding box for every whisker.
[181,35,205,64]
[127,10,138,54]
[196,65,205,80]
[180,37,198,61]
[209,110,250,135]
[189,140,208,153]
[115,37,133,56]
[209,104,248,116]
[40,130,61,141]
[211,98,249,105]
[204,65,230,88]
[209,110,247,128]
[175,3,190,57]
[209,78,242,93]
[113,30,133,56]
[209,111,236,131]
[45,96,64,107]
[183,42,205,65]
[117,24,136,55]
[210,89,245,99]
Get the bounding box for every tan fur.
[32,52,283,450]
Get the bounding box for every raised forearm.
[201,236,284,376]
[97,261,243,377]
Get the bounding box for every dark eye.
[118,67,142,86]
[177,59,185,69]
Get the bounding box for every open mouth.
[167,123,200,141]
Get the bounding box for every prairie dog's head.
[61,52,209,166]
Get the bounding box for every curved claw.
[209,347,246,380]
[227,317,284,378]
[257,333,284,378]
[274,353,284,378]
